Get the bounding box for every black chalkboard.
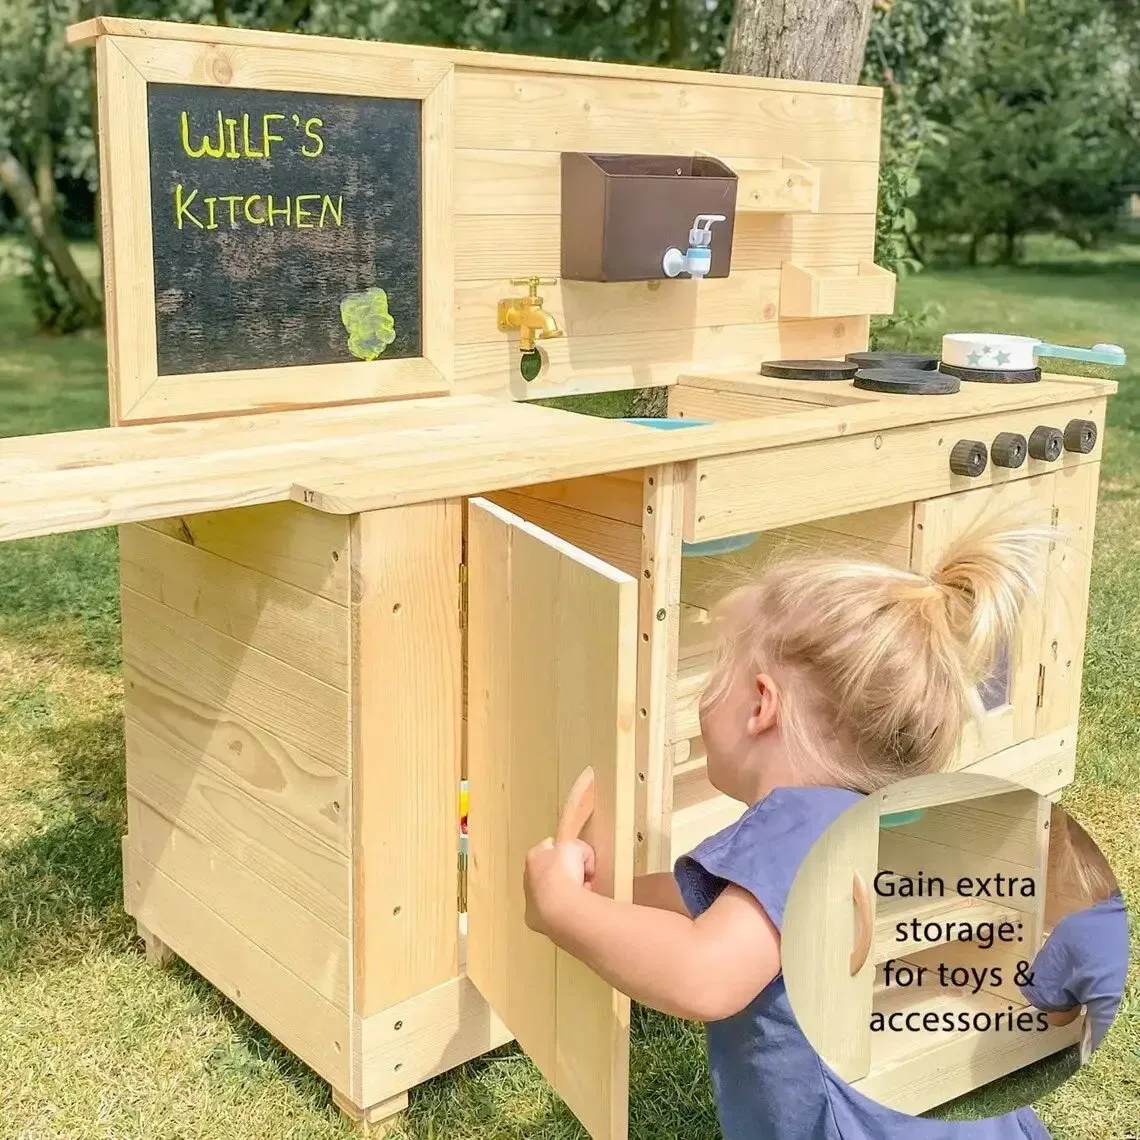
[147,83,422,376]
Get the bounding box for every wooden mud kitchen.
[0,15,1119,1136]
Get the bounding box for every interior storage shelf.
[873,895,1025,962]
[858,982,1082,1115]
[780,260,897,319]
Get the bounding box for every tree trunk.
[0,149,103,322]
[77,0,105,291]
[1001,223,1020,265]
[35,135,55,220]
[722,0,876,83]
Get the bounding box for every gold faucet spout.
[498,277,564,352]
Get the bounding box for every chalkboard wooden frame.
[95,34,454,424]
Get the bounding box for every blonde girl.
[524,516,1058,1139]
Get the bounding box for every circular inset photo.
[781,772,1128,1128]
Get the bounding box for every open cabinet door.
[466,497,638,1140]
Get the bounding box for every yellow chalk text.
[173,185,345,231]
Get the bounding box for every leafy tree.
[913,0,1140,262]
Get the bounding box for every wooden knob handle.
[850,871,872,976]
[556,767,596,845]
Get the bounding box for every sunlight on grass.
[0,242,1137,1138]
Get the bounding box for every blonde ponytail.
[702,512,1053,791]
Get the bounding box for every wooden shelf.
[855,983,1082,1115]
[735,156,821,214]
[780,260,896,319]
[873,894,1025,964]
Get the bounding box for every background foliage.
[0,0,1138,331]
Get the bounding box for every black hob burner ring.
[759,359,859,381]
[938,361,1041,384]
[846,351,939,371]
[853,368,961,395]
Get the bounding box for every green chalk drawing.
[340,287,397,361]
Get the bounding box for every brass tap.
[497,277,563,352]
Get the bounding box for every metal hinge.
[458,563,468,631]
[1036,663,1046,708]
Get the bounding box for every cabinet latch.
[1036,663,1046,708]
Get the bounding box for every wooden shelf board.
[873,895,1023,964]
[855,983,1082,1115]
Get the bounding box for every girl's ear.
[746,673,780,736]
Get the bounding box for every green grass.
[0,241,1137,1139]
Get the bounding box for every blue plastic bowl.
[880,809,926,829]
[620,417,760,556]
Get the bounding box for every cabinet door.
[912,476,1054,767]
[465,497,638,1140]
[782,794,879,1082]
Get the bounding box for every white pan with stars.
[942,333,1126,372]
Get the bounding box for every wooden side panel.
[123,841,351,1089]
[120,509,355,1072]
[1037,462,1101,736]
[120,587,349,771]
[352,501,463,1018]
[125,721,350,932]
[126,797,350,1006]
[124,666,348,852]
[142,501,351,602]
[466,497,637,1140]
[120,523,348,689]
[782,795,879,1082]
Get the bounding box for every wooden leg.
[332,1090,408,1134]
[137,921,174,968]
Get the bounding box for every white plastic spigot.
[663,214,726,280]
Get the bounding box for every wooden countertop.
[0,375,1116,543]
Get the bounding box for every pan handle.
[1034,342,1126,366]
[850,871,872,976]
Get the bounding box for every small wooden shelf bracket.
[736,155,821,214]
[780,260,897,319]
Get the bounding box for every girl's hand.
[524,836,596,935]
[524,767,598,936]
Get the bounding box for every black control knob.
[950,439,988,477]
[991,432,1027,469]
[1028,426,1063,462]
[1063,418,1098,454]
